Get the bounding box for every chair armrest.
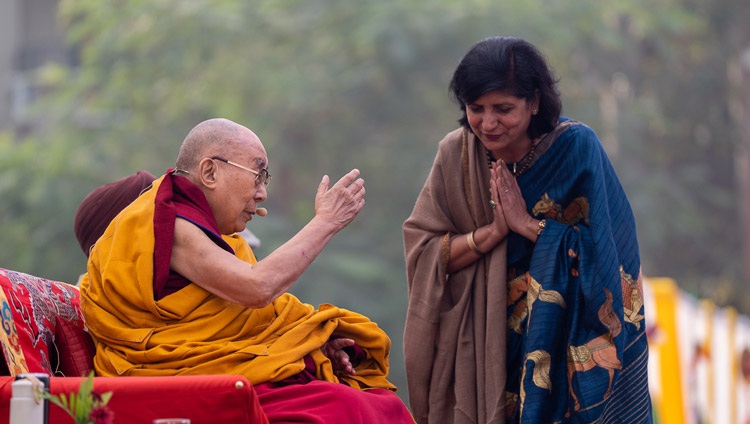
[0,375,269,424]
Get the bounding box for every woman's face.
[466,89,536,160]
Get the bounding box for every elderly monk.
[79,118,414,423]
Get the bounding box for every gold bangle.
[467,230,484,255]
[537,219,547,236]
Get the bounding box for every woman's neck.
[486,136,539,177]
[489,137,534,163]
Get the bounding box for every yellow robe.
[79,175,396,391]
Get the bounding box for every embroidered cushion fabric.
[0,268,90,376]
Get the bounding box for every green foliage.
[39,372,113,424]
[3,0,750,401]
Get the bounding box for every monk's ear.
[197,158,219,189]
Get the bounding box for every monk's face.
[210,135,269,235]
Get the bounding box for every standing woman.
[403,36,652,423]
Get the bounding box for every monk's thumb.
[318,175,330,195]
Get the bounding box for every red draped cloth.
[256,382,412,423]
[256,357,414,423]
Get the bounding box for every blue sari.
[506,119,651,423]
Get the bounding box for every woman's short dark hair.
[449,36,562,139]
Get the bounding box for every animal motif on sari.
[566,288,623,413]
[532,193,590,225]
[504,392,518,420]
[507,273,566,334]
[519,350,552,419]
[568,245,580,277]
[621,266,645,330]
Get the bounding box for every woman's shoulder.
[438,127,465,145]
[557,117,594,136]
[555,117,603,152]
[434,127,466,155]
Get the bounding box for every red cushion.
[0,268,86,376]
[54,316,96,377]
[0,375,270,424]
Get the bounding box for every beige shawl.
[403,128,508,424]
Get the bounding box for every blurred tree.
[2,0,750,402]
[567,0,750,313]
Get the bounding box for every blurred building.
[0,0,73,135]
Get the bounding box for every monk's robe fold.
[80,173,395,392]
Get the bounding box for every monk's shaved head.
[175,118,262,172]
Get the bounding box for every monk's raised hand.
[314,169,366,229]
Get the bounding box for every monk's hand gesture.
[314,169,366,229]
[322,337,357,376]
